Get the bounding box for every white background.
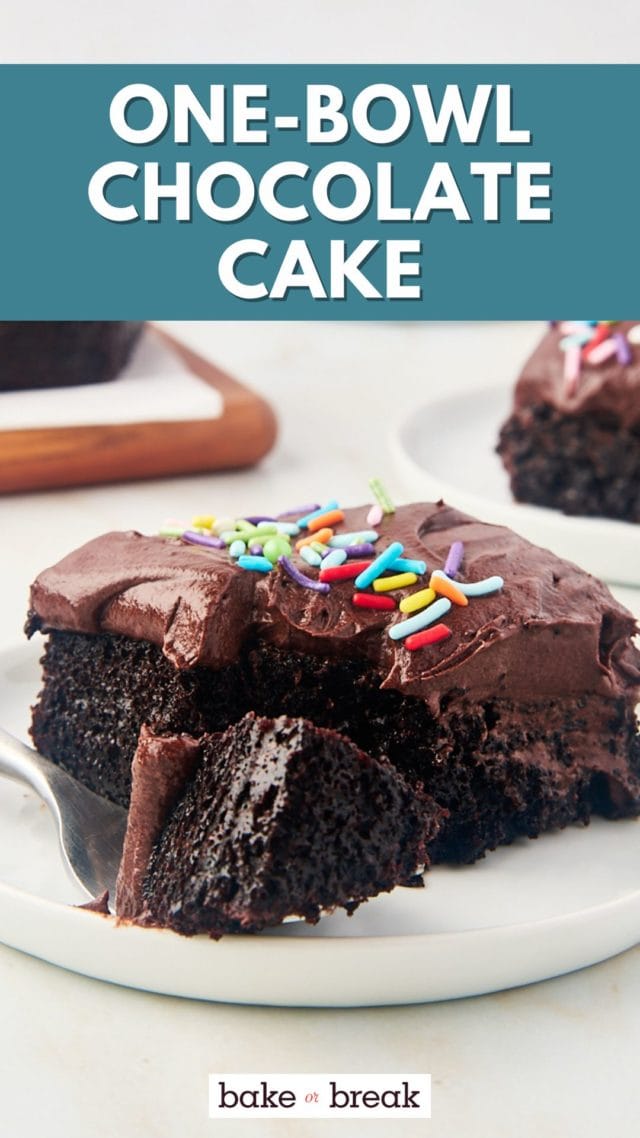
[2,0,640,63]
[1,6,640,1137]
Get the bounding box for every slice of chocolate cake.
[116,715,441,936]
[497,321,640,522]
[26,499,640,866]
[0,321,143,391]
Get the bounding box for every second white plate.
[391,384,640,586]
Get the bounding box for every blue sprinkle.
[355,542,404,590]
[560,331,592,350]
[390,557,427,575]
[322,549,348,569]
[229,540,247,558]
[237,555,272,573]
[297,499,339,529]
[301,546,322,568]
[389,597,452,641]
[275,522,300,537]
[329,530,379,549]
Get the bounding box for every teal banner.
[0,65,636,318]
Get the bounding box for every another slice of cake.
[497,321,640,522]
[116,714,441,936]
[0,321,143,391]
[26,499,640,867]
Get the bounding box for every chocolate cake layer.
[117,714,440,936]
[497,323,640,521]
[0,321,143,391]
[26,500,640,865]
[31,630,640,864]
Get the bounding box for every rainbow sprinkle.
[368,477,395,515]
[443,541,464,579]
[373,571,418,593]
[279,555,330,594]
[297,500,339,529]
[558,321,634,396]
[354,542,404,590]
[405,624,452,651]
[390,557,427,575]
[389,597,453,641]
[322,549,348,569]
[301,546,322,568]
[182,531,225,550]
[158,487,505,655]
[399,587,437,614]
[237,555,272,573]
[431,570,503,597]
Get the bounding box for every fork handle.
[0,725,59,816]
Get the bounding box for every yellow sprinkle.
[399,587,437,613]
[372,572,418,593]
[192,514,215,529]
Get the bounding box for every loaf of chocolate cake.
[26,500,640,869]
[0,321,143,391]
[497,321,640,522]
[115,714,440,936]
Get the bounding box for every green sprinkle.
[369,477,395,515]
[263,536,292,563]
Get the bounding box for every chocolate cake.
[26,499,640,869]
[115,715,440,935]
[0,321,143,391]
[497,321,640,522]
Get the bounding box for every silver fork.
[0,726,127,905]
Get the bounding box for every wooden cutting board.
[0,327,277,493]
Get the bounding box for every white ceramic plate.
[1,640,639,1007]
[390,384,640,587]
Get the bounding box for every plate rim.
[1,874,639,1006]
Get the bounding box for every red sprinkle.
[352,592,396,611]
[582,325,609,359]
[405,623,452,651]
[319,560,373,583]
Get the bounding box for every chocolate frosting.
[27,501,640,714]
[115,725,201,919]
[513,322,640,429]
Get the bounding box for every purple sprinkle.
[182,531,226,550]
[276,503,320,520]
[249,542,264,556]
[614,332,633,366]
[443,541,464,578]
[345,543,376,558]
[243,515,276,525]
[279,555,330,593]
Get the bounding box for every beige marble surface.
[1,936,639,1138]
